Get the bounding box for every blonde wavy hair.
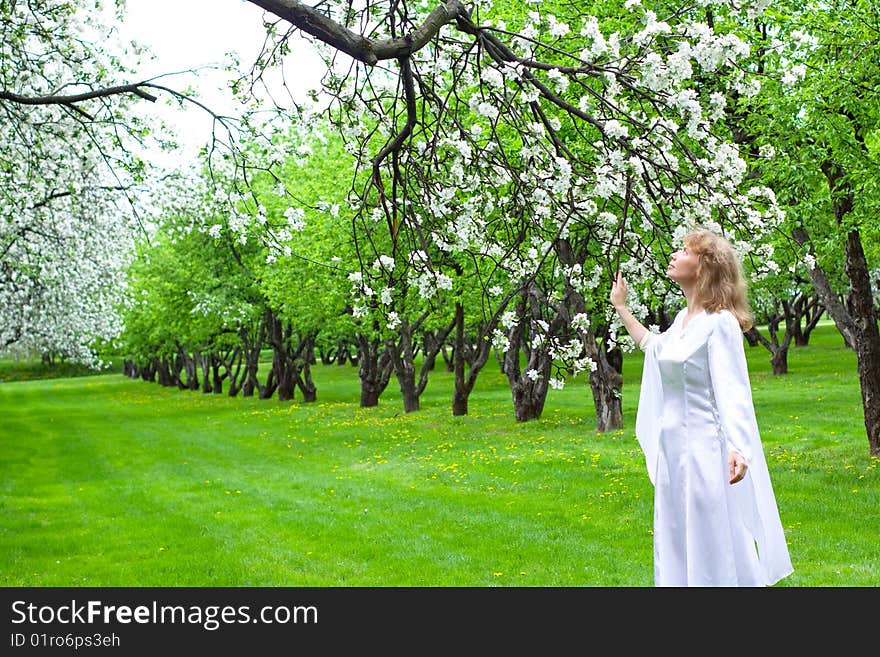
[683,228,754,331]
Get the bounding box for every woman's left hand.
[728,451,748,485]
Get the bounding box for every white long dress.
[635,308,793,587]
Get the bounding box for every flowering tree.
[0,0,151,363]
[0,0,250,366]
[242,0,784,424]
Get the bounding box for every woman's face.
[667,244,699,285]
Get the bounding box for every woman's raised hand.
[610,271,628,309]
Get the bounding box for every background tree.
[737,0,880,454]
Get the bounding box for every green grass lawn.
[0,324,877,586]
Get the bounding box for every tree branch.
[792,226,859,349]
[246,0,467,65]
[0,84,158,106]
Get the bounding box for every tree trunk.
[844,230,880,455]
[357,333,393,407]
[265,312,295,401]
[211,352,230,394]
[503,290,551,422]
[200,352,212,393]
[175,346,199,391]
[319,345,335,365]
[137,359,156,383]
[794,227,860,351]
[509,383,548,422]
[770,348,788,375]
[417,318,455,400]
[793,293,823,347]
[442,343,454,373]
[793,159,880,455]
[589,344,623,432]
[336,343,351,366]
[227,347,244,397]
[387,322,420,413]
[155,357,168,386]
[452,301,469,416]
[451,300,504,417]
[240,320,267,398]
[296,334,317,402]
[547,236,624,431]
[745,325,790,375]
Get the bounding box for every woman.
[610,228,793,586]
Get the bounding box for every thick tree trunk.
[153,358,165,385]
[388,326,420,413]
[792,294,823,347]
[383,313,454,414]
[770,349,788,375]
[240,320,267,398]
[210,354,224,394]
[156,356,174,387]
[590,344,623,432]
[398,369,419,412]
[745,325,790,375]
[843,230,880,455]
[144,361,156,383]
[174,346,199,391]
[264,312,298,402]
[451,385,468,416]
[509,383,548,422]
[503,290,551,422]
[357,333,393,407]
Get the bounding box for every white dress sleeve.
[634,326,666,485]
[707,310,794,585]
[707,310,755,464]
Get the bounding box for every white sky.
[117,0,327,164]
